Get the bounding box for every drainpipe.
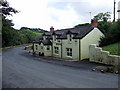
[32,42,35,56]
[79,39,81,60]
[61,39,62,58]
[52,40,53,56]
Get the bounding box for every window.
[47,46,50,50]
[54,36,56,41]
[41,46,43,49]
[35,45,38,50]
[66,48,72,56]
[57,39,60,42]
[54,47,59,54]
[69,35,72,41]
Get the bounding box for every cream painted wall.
[81,28,104,60]
[53,39,62,58]
[62,35,80,60]
[40,43,44,55]
[33,43,40,55]
[44,45,52,56]
[118,1,120,19]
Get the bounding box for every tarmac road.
[2,46,118,88]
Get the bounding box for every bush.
[99,20,120,47]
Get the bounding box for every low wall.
[89,44,120,65]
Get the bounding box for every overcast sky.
[7,0,120,31]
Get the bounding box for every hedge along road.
[2,46,118,88]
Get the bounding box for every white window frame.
[54,47,59,54]
[35,45,38,50]
[47,46,50,50]
[66,48,72,57]
[69,34,72,42]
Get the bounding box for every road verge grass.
[101,42,120,56]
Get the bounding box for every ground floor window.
[35,45,38,50]
[41,46,43,49]
[54,46,59,54]
[47,46,50,50]
[66,48,72,56]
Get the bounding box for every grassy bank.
[101,42,120,56]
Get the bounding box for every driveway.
[2,46,118,88]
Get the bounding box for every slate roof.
[34,25,103,43]
[41,40,52,45]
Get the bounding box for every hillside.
[102,42,120,56]
[20,27,48,33]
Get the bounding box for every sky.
[7,0,120,31]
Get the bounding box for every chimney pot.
[50,26,54,31]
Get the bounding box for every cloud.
[7,0,120,30]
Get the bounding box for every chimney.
[50,26,54,31]
[91,19,98,27]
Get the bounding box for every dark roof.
[34,25,103,43]
[41,40,52,45]
[56,25,95,39]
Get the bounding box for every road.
[2,46,118,88]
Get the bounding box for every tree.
[0,0,18,17]
[93,12,111,22]
[1,0,19,47]
[93,12,112,34]
[99,20,120,46]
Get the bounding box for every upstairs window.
[41,46,43,49]
[66,48,72,56]
[54,35,56,41]
[54,47,59,54]
[35,45,38,50]
[47,46,50,50]
[69,35,72,41]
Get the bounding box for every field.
[102,42,120,56]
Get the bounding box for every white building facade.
[118,1,120,19]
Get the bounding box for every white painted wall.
[53,39,62,58]
[81,28,104,60]
[89,44,120,65]
[118,1,120,19]
[33,43,40,55]
[44,45,52,56]
[62,39,79,60]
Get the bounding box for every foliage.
[99,20,120,46]
[93,12,112,35]
[102,42,120,56]
[1,0,42,47]
[93,12,111,22]
[0,0,18,17]
[20,27,46,33]
[74,23,90,28]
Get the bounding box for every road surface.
[2,46,118,88]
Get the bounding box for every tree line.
[0,0,43,47]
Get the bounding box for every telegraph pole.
[89,12,92,20]
[113,0,116,22]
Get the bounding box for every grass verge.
[101,42,120,56]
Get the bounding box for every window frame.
[69,34,72,41]
[35,45,38,50]
[47,46,50,50]
[54,46,59,54]
[66,48,72,57]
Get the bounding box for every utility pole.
[89,12,92,20]
[113,0,116,22]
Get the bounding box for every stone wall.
[89,44,120,65]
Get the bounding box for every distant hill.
[20,27,48,33]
